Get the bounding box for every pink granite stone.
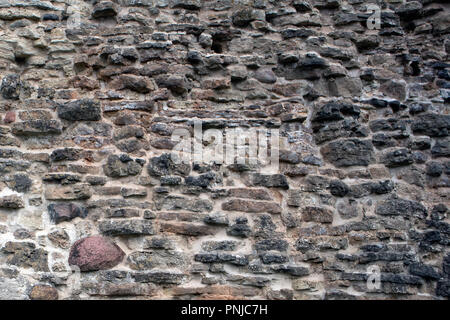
[68,236,125,272]
[3,111,15,124]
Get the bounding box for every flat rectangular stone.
[44,184,92,200]
[99,219,155,236]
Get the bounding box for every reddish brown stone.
[227,188,273,200]
[29,285,59,300]
[68,236,125,271]
[301,206,334,223]
[3,111,15,123]
[222,199,282,214]
[160,222,215,236]
[71,76,100,90]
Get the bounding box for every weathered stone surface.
[106,208,140,218]
[195,253,249,266]
[381,148,413,167]
[321,139,375,167]
[436,280,450,297]
[295,236,348,253]
[411,113,450,137]
[380,80,406,101]
[202,240,238,252]
[1,74,21,100]
[103,154,143,177]
[170,0,201,10]
[12,120,62,135]
[48,203,88,224]
[1,242,48,271]
[68,236,125,272]
[245,173,289,189]
[160,222,215,236]
[99,220,155,236]
[29,285,58,300]
[203,212,229,226]
[254,68,277,84]
[6,173,32,193]
[128,250,186,270]
[92,1,117,18]
[222,199,282,214]
[57,99,102,121]
[254,239,289,252]
[154,195,213,212]
[227,217,252,238]
[50,148,83,162]
[45,184,92,200]
[376,198,427,219]
[302,206,334,223]
[426,161,443,177]
[312,101,360,123]
[409,263,441,280]
[0,195,25,209]
[232,8,265,27]
[48,228,70,249]
[112,75,153,93]
[147,153,190,177]
[133,271,185,285]
[432,139,450,158]
[156,76,191,95]
[185,171,222,188]
[279,150,301,164]
[329,180,350,197]
[225,188,272,201]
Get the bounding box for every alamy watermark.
[366,4,381,30]
[366,265,381,291]
[366,0,406,30]
[171,121,280,173]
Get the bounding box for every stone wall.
[0,0,449,300]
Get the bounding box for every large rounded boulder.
[68,236,125,272]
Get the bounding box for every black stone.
[376,198,427,219]
[92,1,117,19]
[194,253,249,266]
[1,74,21,100]
[411,113,450,137]
[426,161,443,177]
[9,174,32,193]
[409,262,441,280]
[382,148,413,167]
[329,180,350,197]
[254,239,289,252]
[57,99,102,121]
[431,139,450,158]
[370,180,394,194]
[147,153,191,177]
[227,217,252,238]
[185,172,221,188]
[50,148,82,162]
[321,139,374,167]
[436,280,450,297]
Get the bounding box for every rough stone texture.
[48,203,88,224]
[1,242,48,271]
[68,236,125,272]
[0,0,448,301]
[0,195,25,209]
[29,285,59,300]
[57,99,102,122]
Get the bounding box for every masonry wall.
[0,0,449,300]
